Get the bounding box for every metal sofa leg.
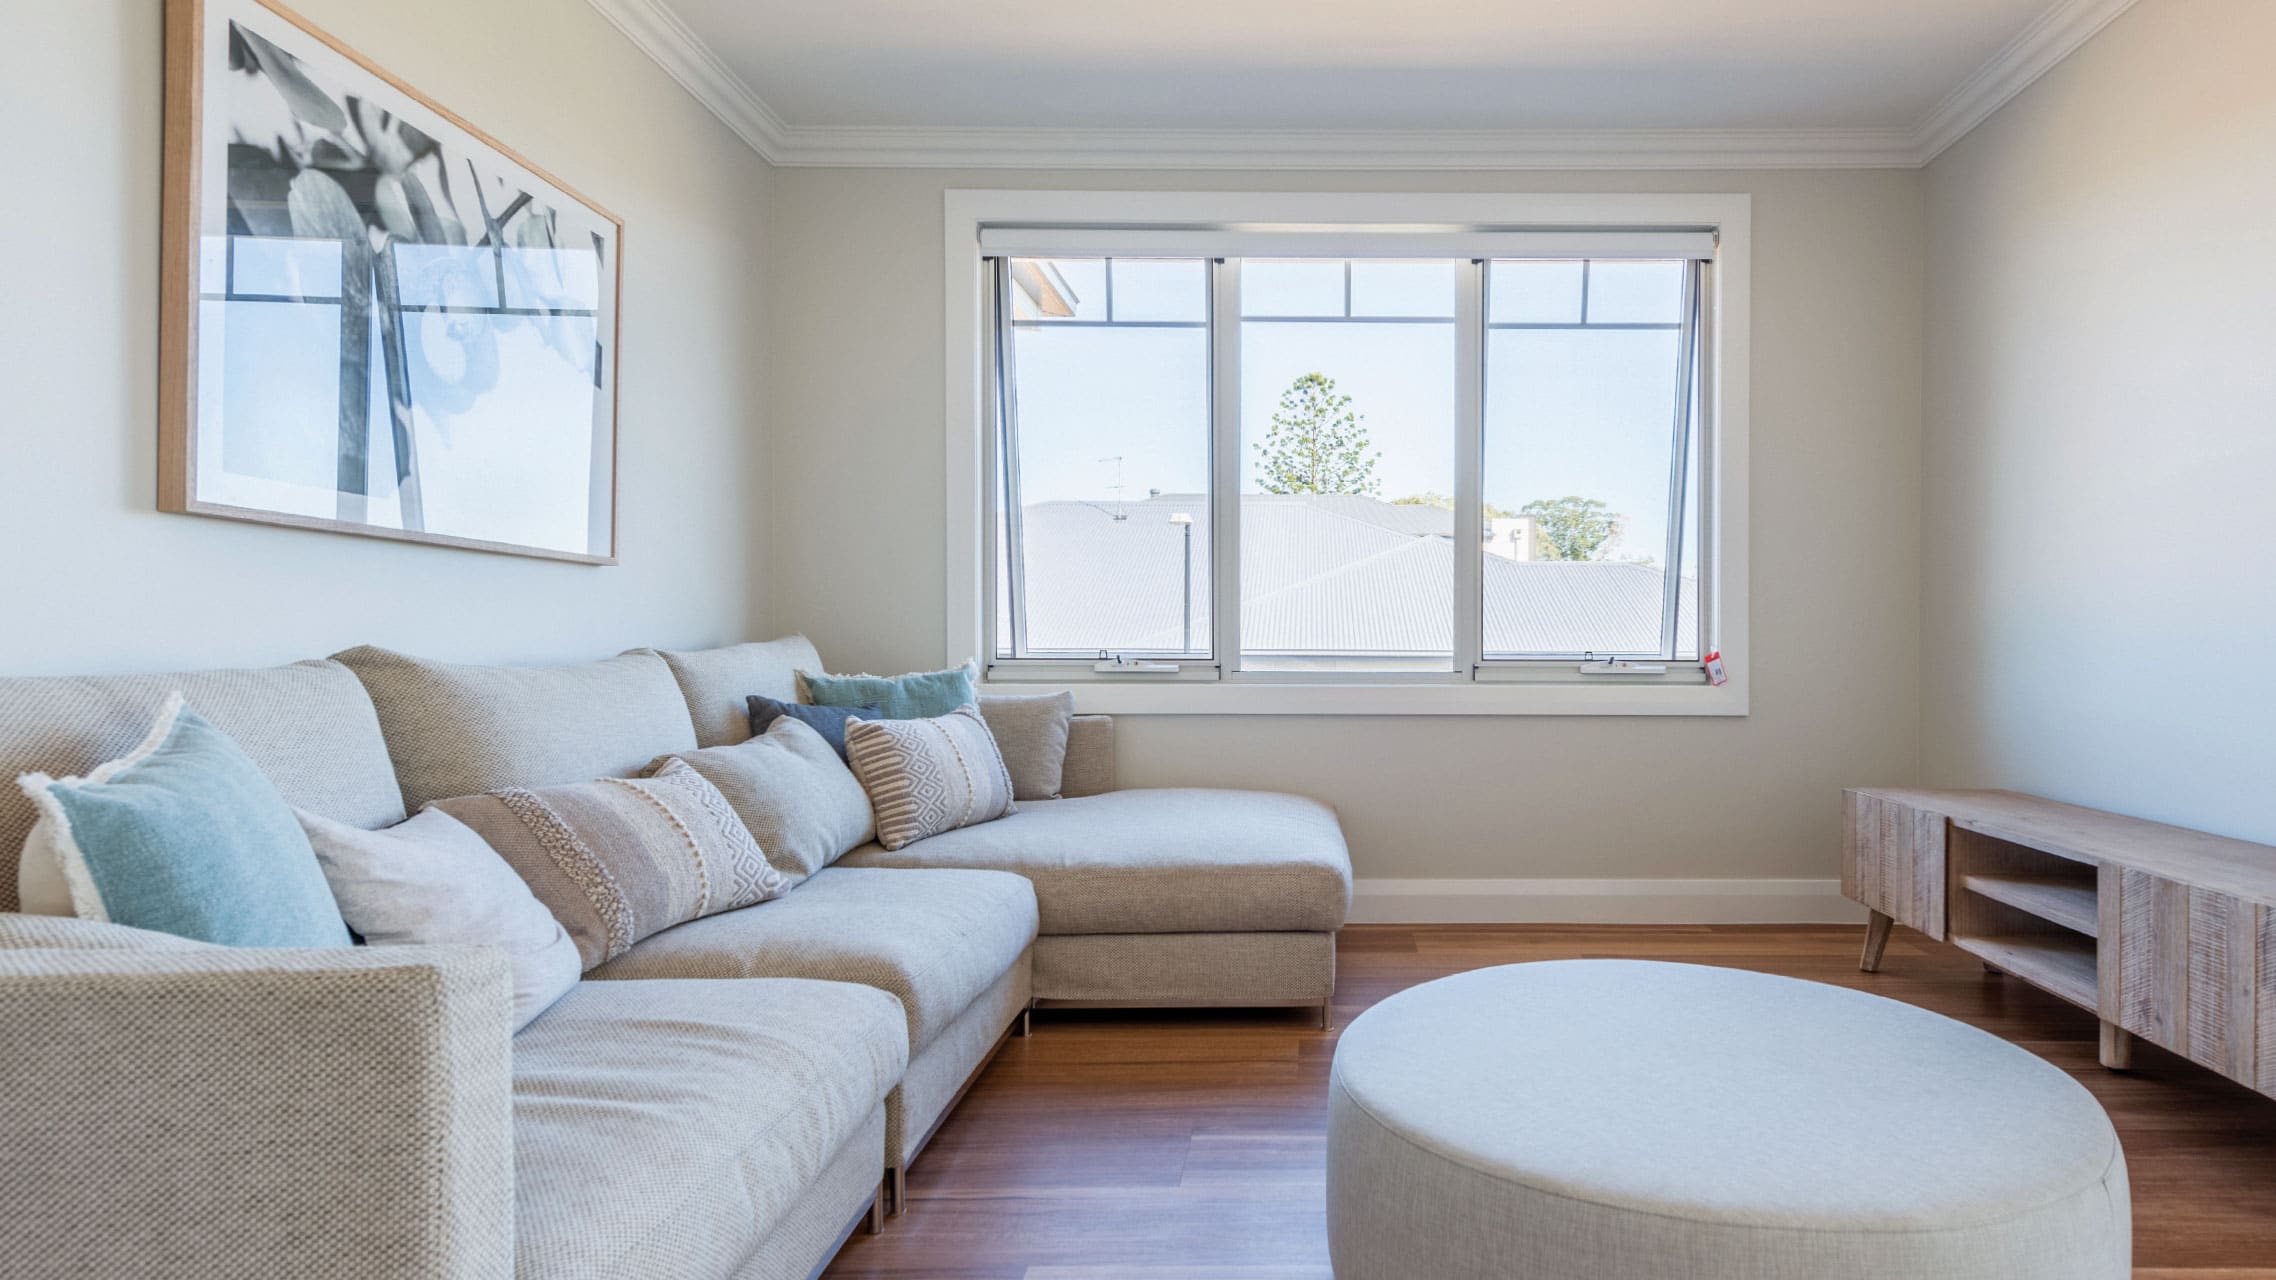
[866,1183,885,1235]
[885,1165,905,1218]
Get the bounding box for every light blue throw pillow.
[800,660,978,720]
[16,694,352,948]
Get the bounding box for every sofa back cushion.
[644,637,822,748]
[0,660,405,912]
[336,647,698,812]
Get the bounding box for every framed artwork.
[160,0,622,563]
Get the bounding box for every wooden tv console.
[1843,788,2276,1099]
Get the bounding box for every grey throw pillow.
[978,692,1076,801]
[644,718,875,881]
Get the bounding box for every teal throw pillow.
[800,660,978,720]
[16,694,352,948]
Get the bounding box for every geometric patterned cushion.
[432,759,790,970]
[842,705,1015,852]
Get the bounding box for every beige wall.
[768,167,1926,882]
[1922,0,2276,843]
[0,0,775,676]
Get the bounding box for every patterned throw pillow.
[842,705,1016,851]
[432,758,790,970]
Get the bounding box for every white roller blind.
[977,226,1717,260]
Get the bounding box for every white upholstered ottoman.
[1326,960,2129,1280]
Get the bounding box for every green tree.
[1520,496,1622,561]
[1255,373,1380,496]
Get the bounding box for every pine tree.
[1255,373,1381,496]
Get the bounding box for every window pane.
[997,258,1211,658]
[1483,259,1696,658]
[1349,260,1455,318]
[1010,258,1105,321]
[1487,260,1583,324]
[1240,260,1457,672]
[1241,260,1345,317]
[1585,260,1685,324]
[1110,259,1206,322]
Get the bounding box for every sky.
[1007,256,1696,567]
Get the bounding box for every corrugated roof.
[1002,493,1695,658]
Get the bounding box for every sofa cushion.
[644,637,822,748]
[18,695,351,948]
[801,660,978,720]
[0,660,404,912]
[589,865,1037,1051]
[838,789,1352,935]
[978,692,1075,801]
[646,718,875,881]
[844,706,1017,851]
[335,647,698,812]
[298,806,581,1030]
[747,694,878,762]
[512,976,905,1280]
[434,762,792,971]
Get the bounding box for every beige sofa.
[0,637,1352,1280]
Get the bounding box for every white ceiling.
[587,0,2140,168]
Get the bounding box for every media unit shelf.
[1844,788,2276,1099]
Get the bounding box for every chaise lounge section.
[0,636,1353,1276]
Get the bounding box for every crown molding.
[588,0,2136,171]
[1913,0,2141,161]
[584,0,789,158]
[765,125,1921,171]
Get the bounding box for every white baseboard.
[1349,878,1866,925]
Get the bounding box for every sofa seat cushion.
[588,866,1037,1050]
[511,977,905,1280]
[837,789,1352,935]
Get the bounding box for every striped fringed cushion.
[433,758,790,970]
[842,705,1016,851]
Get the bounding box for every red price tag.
[1703,651,1729,687]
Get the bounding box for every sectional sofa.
[0,636,1353,1280]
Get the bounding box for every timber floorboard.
[824,924,2276,1278]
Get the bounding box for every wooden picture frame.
[161,0,624,564]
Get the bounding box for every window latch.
[1578,652,1668,676]
[1093,651,1180,675]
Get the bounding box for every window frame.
[946,190,1750,717]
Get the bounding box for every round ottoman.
[1326,960,2129,1280]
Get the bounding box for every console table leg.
[2099,1021,2135,1071]
[1859,910,1894,972]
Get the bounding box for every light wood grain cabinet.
[2102,870,2276,1095]
[1842,788,2276,1102]
[1842,790,1945,940]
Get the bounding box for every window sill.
[979,676,1748,717]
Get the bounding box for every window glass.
[1240,259,1458,672]
[1486,260,1583,325]
[997,258,1212,657]
[1241,260,1345,317]
[1481,259,1697,657]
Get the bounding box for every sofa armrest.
[1061,714,1117,797]
[0,936,514,1280]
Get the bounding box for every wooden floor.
[825,924,2276,1278]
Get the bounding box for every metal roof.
[1002,493,1696,658]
